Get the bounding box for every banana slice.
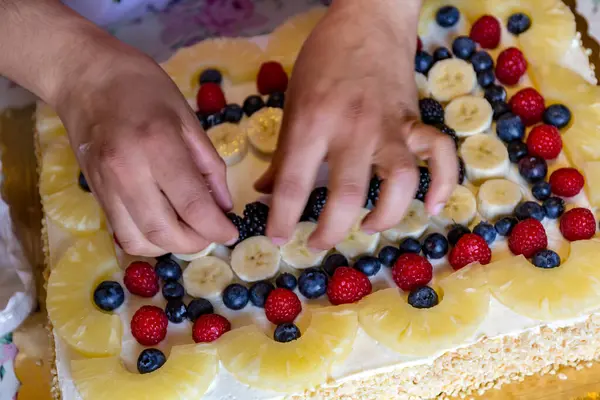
[230,236,281,282]
[174,243,217,262]
[280,222,328,269]
[207,123,248,166]
[335,209,381,260]
[183,256,234,298]
[246,107,283,155]
[428,59,477,102]
[444,95,493,137]
[459,134,509,183]
[415,73,430,99]
[477,179,523,221]
[382,199,429,243]
[432,185,477,227]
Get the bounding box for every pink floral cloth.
[0,334,18,400]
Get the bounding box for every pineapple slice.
[358,267,489,356]
[72,344,218,400]
[418,0,478,36]
[486,240,600,321]
[265,8,327,75]
[529,64,600,110]
[46,232,122,357]
[217,307,357,393]
[582,161,600,207]
[43,185,104,233]
[162,38,266,99]
[39,139,79,196]
[35,102,63,135]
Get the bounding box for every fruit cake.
[37,1,600,399]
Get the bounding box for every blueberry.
[477,69,495,88]
[497,112,525,143]
[204,111,224,129]
[399,238,422,255]
[199,68,223,85]
[222,283,249,310]
[507,13,532,36]
[452,36,476,60]
[266,92,285,109]
[187,298,213,322]
[222,103,244,123]
[415,51,434,75]
[436,5,460,27]
[273,323,301,343]
[484,85,507,104]
[162,280,185,300]
[93,281,124,311]
[433,47,453,62]
[249,281,274,308]
[165,299,187,323]
[532,181,552,201]
[378,246,401,268]
[518,155,548,183]
[78,172,91,192]
[473,221,497,245]
[137,349,166,374]
[470,51,494,73]
[196,111,208,130]
[507,140,529,163]
[422,233,449,259]
[543,104,571,129]
[492,101,511,121]
[543,197,565,219]
[276,273,297,290]
[243,95,265,117]
[495,217,518,236]
[515,201,545,221]
[155,259,182,281]
[408,286,439,309]
[322,253,348,276]
[447,224,470,246]
[298,268,328,299]
[419,98,445,125]
[353,256,382,277]
[532,249,561,269]
[155,253,173,263]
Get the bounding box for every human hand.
[256,0,458,250]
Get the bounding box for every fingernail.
[309,247,325,253]
[225,237,238,246]
[362,228,377,235]
[271,237,288,246]
[431,203,444,216]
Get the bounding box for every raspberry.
[124,261,159,297]
[495,47,527,86]
[192,314,231,343]
[196,83,226,115]
[448,234,492,270]
[559,208,596,241]
[417,36,423,52]
[326,267,372,305]
[264,288,302,324]
[391,253,433,291]
[469,15,501,49]
[508,218,548,258]
[257,61,289,95]
[509,88,546,126]
[526,124,562,160]
[549,168,585,197]
[130,306,168,346]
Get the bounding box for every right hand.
[54,39,238,256]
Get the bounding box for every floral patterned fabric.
[0,334,18,400]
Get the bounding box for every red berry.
[448,234,492,270]
[257,61,288,95]
[509,88,546,126]
[549,168,585,197]
[391,253,433,291]
[508,218,548,258]
[560,208,596,241]
[264,288,302,324]
[495,47,527,86]
[131,305,168,346]
[326,267,372,305]
[417,37,423,52]
[124,261,159,297]
[469,15,501,49]
[192,314,231,343]
[526,124,562,160]
[196,83,226,115]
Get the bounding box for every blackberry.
[243,202,269,237]
[226,212,248,246]
[458,157,465,184]
[367,175,382,206]
[302,187,328,221]
[438,124,458,149]
[419,98,445,125]
[415,166,431,201]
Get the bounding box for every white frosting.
[48,11,600,400]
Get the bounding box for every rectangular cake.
[37,1,600,399]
